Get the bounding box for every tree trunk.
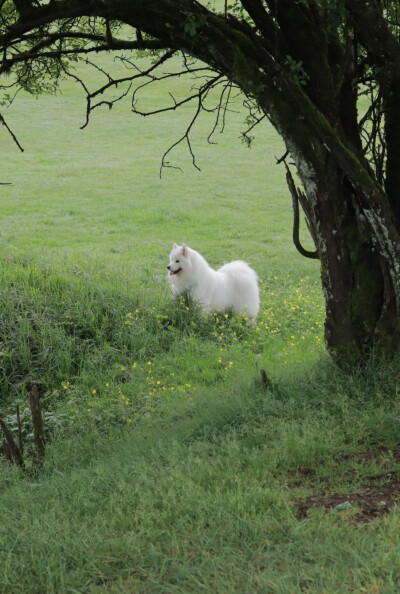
[384,76,400,227]
[315,173,384,366]
[289,144,400,368]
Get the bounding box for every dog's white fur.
[167,243,260,318]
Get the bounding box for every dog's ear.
[181,243,187,256]
[173,242,178,249]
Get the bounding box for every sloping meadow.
[1,253,400,591]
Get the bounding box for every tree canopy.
[2,0,400,368]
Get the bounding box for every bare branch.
[207,81,233,144]
[82,82,133,128]
[0,112,24,151]
[160,94,203,176]
[1,36,168,74]
[55,49,177,130]
[55,44,228,175]
[275,149,289,165]
[0,415,24,467]
[240,113,266,146]
[16,404,23,457]
[358,80,386,183]
[131,67,218,116]
[159,75,224,176]
[346,0,400,76]
[284,161,319,260]
[29,383,45,462]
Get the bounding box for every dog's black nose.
[167,265,170,270]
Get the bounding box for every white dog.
[167,243,260,318]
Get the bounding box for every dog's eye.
[175,260,180,263]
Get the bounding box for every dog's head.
[167,243,190,278]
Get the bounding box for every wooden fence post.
[28,383,45,462]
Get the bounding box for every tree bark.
[384,76,400,227]
[29,384,45,462]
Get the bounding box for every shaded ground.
[292,446,400,523]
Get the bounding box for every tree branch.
[0,112,24,151]
[207,81,234,144]
[158,74,224,176]
[0,415,24,467]
[284,161,319,260]
[12,0,35,18]
[346,0,400,76]
[240,0,287,59]
[1,36,168,74]
[79,50,176,128]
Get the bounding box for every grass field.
[1,54,400,592]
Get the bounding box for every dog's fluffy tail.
[218,260,258,281]
[218,260,260,318]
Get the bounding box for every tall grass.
[1,357,400,592]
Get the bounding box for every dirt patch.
[292,446,400,524]
[295,473,400,523]
[335,445,400,466]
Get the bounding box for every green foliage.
[225,1,252,22]
[182,11,207,37]
[3,407,66,444]
[285,55,310,87]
